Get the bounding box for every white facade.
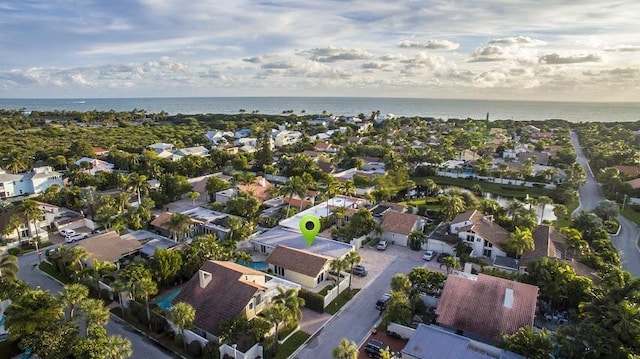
[273,130,302,147]
[0,167,63,199]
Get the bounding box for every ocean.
[0,97,638,122]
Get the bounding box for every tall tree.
[263,303,290,350]
[134,276,158,331]
[0,254,18,282]
[390,273,411,295]
[168,302,196,349]
[60,283,89,319]
[508,227,535,259]
[536,196,554,224]
[4,288,65,341]
[502,327,553,359]
[438,194,466,220]
[329,258,349,294]
[439,255,460,274]
[272,287,305,320]
[332,338,358,359]
[343,251,362,289]
[187,191,200,206]
[21,199,43,239]
[151,248,183,285]
[167,213,192,241]
[79,298,110,335]
[127,173,150,205]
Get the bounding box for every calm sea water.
[0,97,638,122]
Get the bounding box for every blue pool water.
[155,288,182,311]
[238,261,268,271]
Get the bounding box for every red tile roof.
[615,165,640,179]
[173,261,266,335]
[237,176,273,201]
[267,245,330,277]
[436,274,538,342]
[381,211,422,236]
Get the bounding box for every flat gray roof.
[252,227,353,259]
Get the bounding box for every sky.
[0,0,639,102]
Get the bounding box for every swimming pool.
[155,288,182,311]
[238,261,268,271]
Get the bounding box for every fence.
[323,274,350,308]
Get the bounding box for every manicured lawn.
[325,288,360,315]
[273,331,310,359]
[38,261,71,284]
[622,207,640,227]
[555,198,578,228]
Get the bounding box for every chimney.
[258,177,266,187]
[482,215,493,226]
[198,270,212,289]
[503,288,514,308]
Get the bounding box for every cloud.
[488,36,544,46]
[469,45,509,62]
[401,53,448,73]
[299,47,372,62]
[261,62,295,70]
[583,67,639,77]
[398,40,459,50]
[243,56,263,63]
[0,70,41,85]
[361,62,391,70]
[604,45,640,52]
[539,53,602,64]
[379,54,403,61]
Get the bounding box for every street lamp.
[232,344,237,359]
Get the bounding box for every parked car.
[376,240,389,251]
[376,293,391,310]
[65,233,89,243]
[364,339,390,358]
[437,252,452,263]
[350,264,368,277]
[59,229,76,237]
[423,250,436,261]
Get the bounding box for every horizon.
[1,1,639,101]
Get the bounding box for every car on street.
[422,250,436,261]
[59,229,76,237]
[364,339,390,358]
[376,240,388,251]
[376,293,391,311]
[437,252,452,263]
[65,233,89,243]
[350,264,368,276]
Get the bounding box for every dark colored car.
[437,252,452,263]
[364,339,390,358]
[351,264,368,276]
[376,293,391,310]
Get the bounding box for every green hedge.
[299,289,324,312]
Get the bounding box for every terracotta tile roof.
[237,176,273,201]
[615,165,640,179]
[283,196,312,209]
[436,274,538,342]
[92,146,109,155]
[315,142,332,150]
[77,231,142,263]
[628,178,640,190]
[150,212,173,229]
[381,211,422,236]
[454,210,510,249]
[317,162,336,174]
[380,201,406,213]
[266,245,330,277]
[173,260,266,335]
[520,225,563,266]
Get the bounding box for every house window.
[274,266,285,276]
[483,249,492,257]
[476,238,481,242]
[256,294,262,305]
[466,235,474,242]
[248,302,254,310]
[485,242,493,248]
[260,245,267,253]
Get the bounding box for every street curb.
[357,316,384,349]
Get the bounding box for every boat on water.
[72,100,86,104]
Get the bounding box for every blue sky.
[1,0,639,101]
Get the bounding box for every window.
[256,294,262,305]
[274,266,285,276]
[476,238,481,242]
[483,249,492,257]
[248,302,254,310]
[466,235,474,242]
[485,242,493,248]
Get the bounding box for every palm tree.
[508,227,535,259]
[438,194,465,220]
[343,251,362,289]
[187,191,200,206]
[332,205,347,226]
[332,338,358,359]
[281,176,307,212]
[63,246,89,274]
[264,303,290,350]
[4,152,29,174]
[408,231,428,251]
[0,254,18,282]
[340,180,356,197]
[21,199,43,239]
[6,212,23,246]
[273,287,305,320]
[85,259,117,293]
[167,213,191,241]
[79,298,110,335]
[135,276,158,331]
[103,334,133,359]
[537,196,553,224]
[560,227,587,258]
[439,255,460,274]
[60,283,89,319]
[168,302,196,349]
[116,192,131,214]
[330,258,349,294]
[110,278,129,319]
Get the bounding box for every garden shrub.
[7,248,20,256]
[188,340,202,357]
[298,289,324,312]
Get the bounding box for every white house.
[205,130,234,145]
[449,210,510,260]
[74,157,115,175]
[148,143,174,154]
[380,211,425,247]
[0,167,63,199]
[266,245,333,288]
[273,130,303,148]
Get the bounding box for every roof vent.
[199,270,212,289]
[504,288,514,308]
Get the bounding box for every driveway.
[571,132,640,276]
[294,245,425,359]
[17,249,175,359]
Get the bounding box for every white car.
[423,250,436,261]
[376,240,389,251]
[65,233,88,243]
[60,229,76,237]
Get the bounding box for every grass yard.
[412,176,553,199]
[325,288,360,315]
[622,207,640,227]
[38,261,71,284]
[555,198,578,228]
[272,331,310,359]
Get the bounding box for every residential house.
[235,137,258,153]
[450,210,510,260]
[402,324,525,359]
[252,227,353,259]
[121,230,180,259]
[148,143,174,154]
[435,273,538,343]
[173,146,210,158]
[517,151,550,166]
[180,207,237,240]
[266,245,332,288]
[234,128,251,138]
[237,176,274,202]
[273,130,303,148]
[172,260,300,340]
[457,149,480,162]
[380,211,425,247]
[370,202,405,218]
[614,165,640,179]
[150,212,198,241]
[74,157,115,175]
[215,188,237,204]
[204,130,234,145]
[91,146,110,157]
[0,166,63,199]
[315,142,338,153]
[502,145,528,160]
[76,231,142,268]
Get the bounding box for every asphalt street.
[17,246,175,359]
[571,132,640,276]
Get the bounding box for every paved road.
[570,132,640,276]
[17,247,175,359]
[294,255,419,359]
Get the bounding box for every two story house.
[450,210,510,260]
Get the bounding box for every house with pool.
[165,260,300,342]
